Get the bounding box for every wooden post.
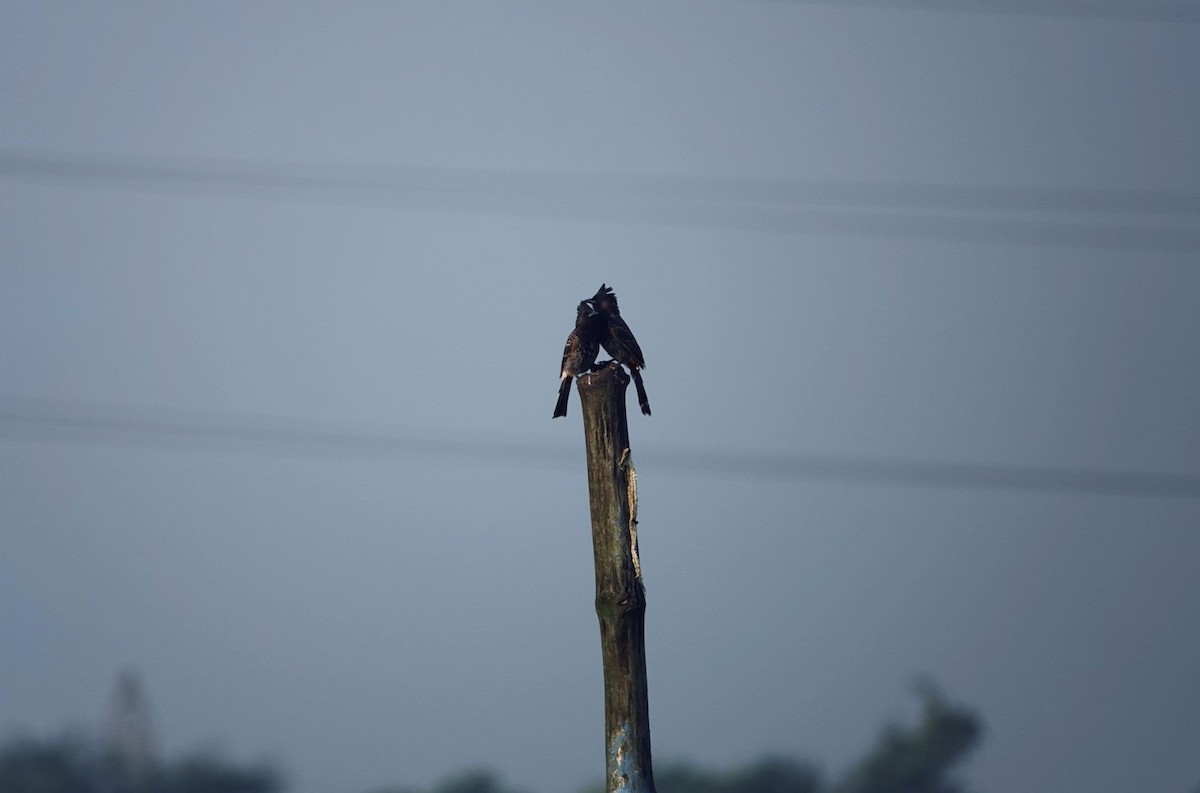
[577,362,656,793]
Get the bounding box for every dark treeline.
[7,682,1145,793]
[583,683,980,793]
[0,730,278,793]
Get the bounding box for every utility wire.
[3,396,1197,500]
[2,150,1197,252]
[4,150,1197,214]
[765,0,1200,22]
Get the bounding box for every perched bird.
[553,300,601,418]
[589,284,651,416]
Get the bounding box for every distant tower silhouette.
[104,668,159,786]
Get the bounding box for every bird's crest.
[591,283,619,313]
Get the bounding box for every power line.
[4,150,1197,214]
[2,396,1197,499]
[2,150,1197,251]
[765,0,1200,22]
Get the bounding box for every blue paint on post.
[607,721,635,792]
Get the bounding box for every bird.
[588,284,651,416]
[553,300,601,418]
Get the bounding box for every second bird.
[553,300,601,419]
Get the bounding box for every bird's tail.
[552,377,572,418]
[631,368,651,416]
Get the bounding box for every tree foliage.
[0,683,984,793]
[832,683,982,793]
[0,732,103,793]
[579,684,980,793]
[0,734,278,793]
[658,756,822,793]
[428,770,528,793]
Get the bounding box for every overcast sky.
[2,4,1198,793]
